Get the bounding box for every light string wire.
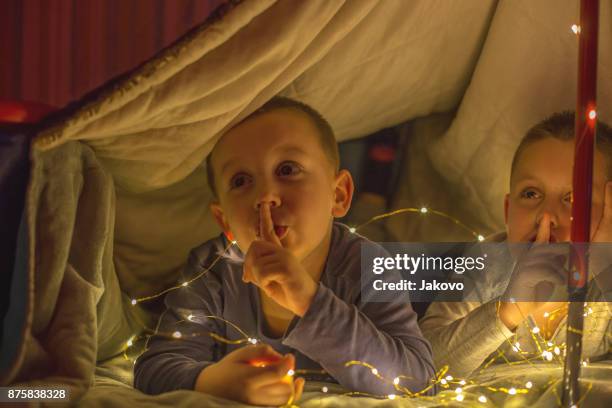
[351,207,485,242]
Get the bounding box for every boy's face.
[209,109,353,260]
[505,137,608,243]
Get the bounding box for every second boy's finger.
[535,213,551,244]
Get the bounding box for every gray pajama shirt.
[134,223,435,396]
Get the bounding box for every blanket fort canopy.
[1,0,611,406]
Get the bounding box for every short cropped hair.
[205,97,339,197]
[511,111,612,182]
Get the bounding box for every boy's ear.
[504,194,510,225]
[332,169,354,218]
[210,201,231,233]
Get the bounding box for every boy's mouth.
[255,225,289,240]
[274,226,288,240]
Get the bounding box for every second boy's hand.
[243,202,318,317]
[500,213,568,329]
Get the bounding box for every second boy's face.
[209,109,350,260]
[505,137,608,243]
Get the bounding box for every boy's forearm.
[134,254,225,395]
[284,283,435,395]
[134,343,213,394]
[420,300,513,377]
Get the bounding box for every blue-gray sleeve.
[283,282,435,395]
[134,250,226,394]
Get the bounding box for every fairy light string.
[350,206,485,242]
[122,201,607,403]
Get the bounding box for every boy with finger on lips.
[420,111,612,378]
[134,97,435,406]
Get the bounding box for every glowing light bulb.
[322,386,328,393]
[248,337,258,344]
[554,347,560,355]
[287,369,295,376]
[478,235,485,242]
[131,299,137,305]
[393,377,400,385]
[543,312,549,318]
[456,394,464,402]
[526,381,533,389]
[371,368,378,375]
[231,240,237,245]
[172,331,182,339]
[187,314,194,321]
[446,375,453,381]
[582,360,588,367]
[588,110,597,120]
[126,339,133,347]
[182,282,188,287]
[509,387,517,395]
[349,227,356,233]
[532,326,540,334]
[455,387,463,394]
[388,394,396,400]
[441,379,447,385]
[478,395,487,403]
[547,341,553,347]
[459,380,466,385]
[571,24,581,34]
[420,207,428,214]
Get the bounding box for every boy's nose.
[255,200,279,209]
[254,190,281,210]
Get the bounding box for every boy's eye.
[276,162,302,177]
[520,189,541,200]
[563,192,573,204]
[229,173,251,189]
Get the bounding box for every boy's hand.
[500,214,568,329]
[243,203,318,317]
[195,344,305,406]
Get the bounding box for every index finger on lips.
[535,213,551,244]
[259,202,282,247]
